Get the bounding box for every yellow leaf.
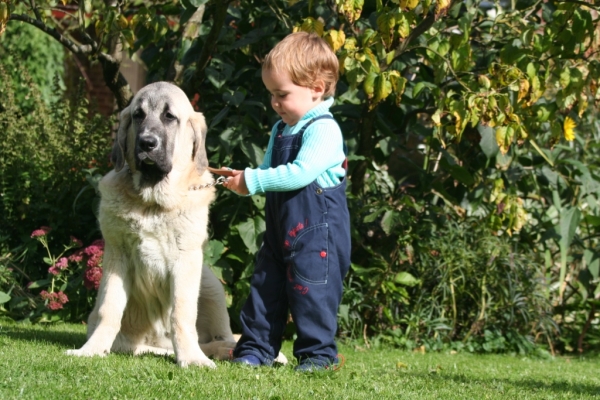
[478,75,491,90]
[0,3,8,24]
[324,29,346,52]
[517,79,530,103]
[431,109,442,126]
[336,0,364,23]
[299,17,324,36]
[436,0,450,17]
[396,13,410,39]
[563,116,576,141]
[117,15,129,30]
[396,362,408,369]
[373,73,392,106]
[94,20,105,37]
[407,0,420,10]
[495,126,509,154]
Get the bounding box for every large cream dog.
[66,82,236,368]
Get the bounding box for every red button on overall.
[320,251,327,258]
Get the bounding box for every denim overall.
[233,115,351,366]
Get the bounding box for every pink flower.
[56,291,68,304]
[68,249,85,263]
[31,226,52,238]
[70,236,83,248]
[47,301,64,310]
[84,240,105,257]
[84,246,101,257]
[86,253,102,268]
[55,257,69,270]
[48,266,60,275]
[84,266,103,290]
[40,290,69,310]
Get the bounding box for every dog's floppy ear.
[111,105,131,172]
[189,111,208,174]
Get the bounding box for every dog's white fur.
[66,82,236,367]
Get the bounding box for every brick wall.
[65,52,146,117]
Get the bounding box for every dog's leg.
[196,265,237,360]
[197,264,235,342]
[171,253,215,368]
[66,250,130,357]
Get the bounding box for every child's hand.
[223,170,249,196]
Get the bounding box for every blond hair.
[263,32,339,98]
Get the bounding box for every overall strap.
[298,114,334,135]
[275,114,334,136]
[276,115,347,170]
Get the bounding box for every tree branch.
[9,14,93,56]
[8,13,132,110]
[191,0,232,92]
[392,12,436,58]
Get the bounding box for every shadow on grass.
[1,324,87,349]
[408,371,600,398]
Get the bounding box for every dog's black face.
[111,82,208,194]
[131,97,177,186]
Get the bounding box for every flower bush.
[23,227,103,322]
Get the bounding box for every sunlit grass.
[1,322,599,399]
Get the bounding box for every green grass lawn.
[0,322,598,399]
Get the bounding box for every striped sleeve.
[244,119,345,195]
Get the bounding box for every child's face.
[262,69,324,127]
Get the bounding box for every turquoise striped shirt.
[244,97,346,195]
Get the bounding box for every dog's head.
[111,82,209,188]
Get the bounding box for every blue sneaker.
[232,354,262,367]
[294,355,345,372]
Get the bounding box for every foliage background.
[1,0,600,354]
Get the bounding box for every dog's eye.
[164,111,177,122]
[133,109,145,121]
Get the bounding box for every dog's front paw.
[65,347,109,357]
[176,355,216,368]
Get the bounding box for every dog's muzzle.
[135,134,170,182]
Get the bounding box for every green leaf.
[394,271,420,286]
[478,124,498,159]
[584,215,600,227]
[381,210,400,235]
[181,0,209,10]
[559,207,581,294]
[559,68,570,89]
[237,216,265,254]
[204,240,225,266]
[584,249,600,280]
[240,140,265,168]
[27,279,51,289]
[223,90,246,107]
[209,106,230,129]
[448,165,474,186]
[559,207,581,250]
[363,72,377,98]
[0,291,11,304]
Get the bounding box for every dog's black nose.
[139,136,159,151]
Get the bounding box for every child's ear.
[312,79,326,99]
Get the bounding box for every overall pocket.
[285,223,329,284]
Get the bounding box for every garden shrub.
[341,173,556,354]
[0,18,66,111]
[0,67,113,286]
